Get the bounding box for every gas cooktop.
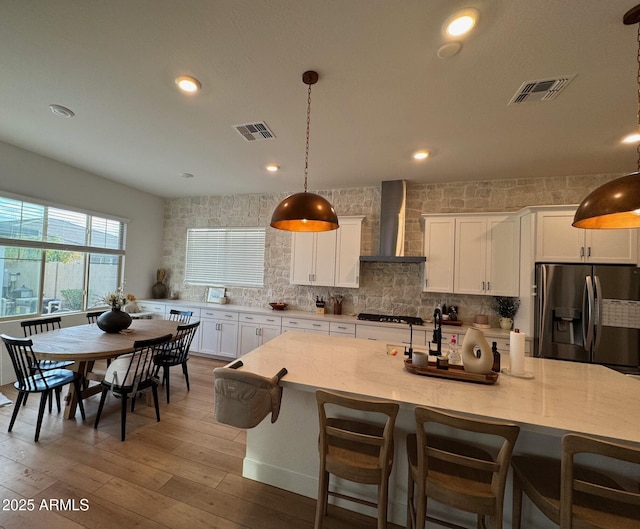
[357,313,424,326]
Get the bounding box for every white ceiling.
[1,1,638,199]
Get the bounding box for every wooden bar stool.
[406,406,519,529]
[511,433,640,528]
[315,389,399,529]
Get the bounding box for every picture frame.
[207,286,227,304]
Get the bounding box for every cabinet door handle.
[313,323,321,327]
[246,316,254,320]
[487,281,491,291]
[580,246,585,257]
[266,318,276,323]
[482,281,485,291]
[587,246,592,257]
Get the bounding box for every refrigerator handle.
[538,265,547,353]
[593,275,603,351]
[583,276,595,349]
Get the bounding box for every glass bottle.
[448,335,461,366]
[492,341,501,372]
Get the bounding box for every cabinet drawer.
[201,309,239,321]
[240,313,282,327]
[137,302,165,313]
[329,322,356,335]
[282,318,330,333]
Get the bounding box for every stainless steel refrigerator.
[535,263,640,373]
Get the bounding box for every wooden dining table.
[29,318,181,419]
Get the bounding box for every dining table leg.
[63,360,105,419]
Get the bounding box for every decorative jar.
[97,308,132,334]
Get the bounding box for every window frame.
[0,191,128,318]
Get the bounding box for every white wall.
[0,140,165,384]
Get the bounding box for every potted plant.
[492,296,520,330]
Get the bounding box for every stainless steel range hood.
[360,180,426,263]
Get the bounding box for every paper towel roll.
[509,329,526,375]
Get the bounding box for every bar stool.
[406,406,520,529]
[315,389,399,529]
[511,433,640,528]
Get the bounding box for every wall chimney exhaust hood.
[360,180,426,263]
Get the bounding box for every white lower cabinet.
[329,322,356,337]
[355,324,427,347]
[282,317,330,335]
[198,309,239,359]
[237,313,282,356]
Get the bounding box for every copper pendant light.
[270,71,339,232]
[573,4,640,229]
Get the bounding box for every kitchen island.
[232,331,639,528]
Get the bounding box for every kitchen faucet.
[429,308,442,356]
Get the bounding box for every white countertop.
[142,299,518,339]
[237,331,640,445]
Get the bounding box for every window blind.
[0,196,126,254]
[185,227,265,287]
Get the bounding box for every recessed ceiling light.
[413,150,430,160]
[444,8,479,38]
[49,104,75,118]
[622,132,640,143]
[266,164,280,172]
[175,76,201,93]
[180,172,194,179]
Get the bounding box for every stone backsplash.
[160,173,618,325]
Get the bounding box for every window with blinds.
[185,227,265,287]
[0,193,127,318]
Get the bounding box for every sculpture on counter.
[460,327,493,374]
[152,268,168,299]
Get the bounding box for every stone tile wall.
[161,173,618,324]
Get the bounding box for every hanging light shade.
[270,71,339,232]
[573,4,640,229]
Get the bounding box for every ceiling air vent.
[233,121,276,141]
[508,75,576,105]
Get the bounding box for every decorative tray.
[441,320,464,326]
[404,359,499,385]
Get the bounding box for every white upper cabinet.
[422,213,519,296]
[535,208,638,264]
[454,216,520,296]
[422,216,455,293]
[335,216,364,288]
[290,216,364,288]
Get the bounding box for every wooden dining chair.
[1,333,86,441]
[167,309,192,323]
[94,333,172,441]
[511,433,640,529]
[315,389,399,529]
[406,406,520,529]
[153,321,200,403]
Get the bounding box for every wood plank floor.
[0,355,401,529]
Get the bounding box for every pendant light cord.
[636,21,640,174]
[304,82,312,193]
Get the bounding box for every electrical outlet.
[353,295,359,305]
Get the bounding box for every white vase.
[499,317,513,330]
[461,327,493,374]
